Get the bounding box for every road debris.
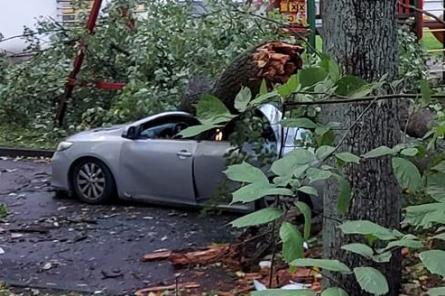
[135,282,200,295]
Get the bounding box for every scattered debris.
[142,249,172,262]
[101,270,123,279]
[41,262,53,271]
[135,282,200,295]
[0,247,5,255]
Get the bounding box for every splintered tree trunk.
[321,1,402,295]
[180,42,304,114]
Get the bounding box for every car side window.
[137,116,199,140]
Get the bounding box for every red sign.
[279,0,307,26]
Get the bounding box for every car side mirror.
[123,126,138,139]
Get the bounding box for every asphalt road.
[0,157,235,295]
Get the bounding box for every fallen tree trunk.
[182,41,433,139]
[180,41,304,114]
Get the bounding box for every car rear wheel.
[72,159,115,204]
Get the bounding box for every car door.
[119,115,199,204]
[193,140,231,202]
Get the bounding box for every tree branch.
[284,92,445,107]
[398,1,445,27]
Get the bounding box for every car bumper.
[51,151,71,191]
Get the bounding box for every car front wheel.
[71,159,115,204]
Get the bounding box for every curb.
[0,147,55,158]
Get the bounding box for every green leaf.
[401,148,419,157]
[277,74,299,98]
[230,208,283,228]
[362,146,395,159]
[250,90,279,106]
[433,232,445,241]
[316,145,335,160]
[315,126,335,146]
[232,184,293,203]
[224,162,268,184]
[339,220,399,241]
[298,186,318,196]
[341,243,374,259]
[336,175,352,215]
[335,152,361,164]
[426,173,445,203]
[295,201,312,240]
[420,79,433,106]
[335,75,368,97]
[252,290,316,296]
[259,79,268,95]
[178,124,221,138]
[281,118,317,129]
[271,149,315,177]
[353,267,389,295]
[420,250,445,276]
[306,168,333,183]
[403,203,445,228]
[196,94,233,123]
[392,157,422,192]
[432,161,445,173]
[298,67,328,88]
[319,55,340,82]
[383,236,423,251]
[234,87,251,112]
[427,287,445,296]
[290,258,351,273]
[321,287,349,296]
[372,251,392,263]
[280,222,304,264]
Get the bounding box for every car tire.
[71,158,115,204]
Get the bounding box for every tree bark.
[180,42,304,114]
[321,1,402,295]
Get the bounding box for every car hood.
[66,124,126,141]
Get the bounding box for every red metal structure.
[56,0,126,126]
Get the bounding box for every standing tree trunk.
[321,1,402,295]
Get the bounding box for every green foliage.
[335,152,361,164]
[321,288,349,296]
[392,157,422,192]
[230,208,283,228]
[339,220,399,241]
[224,161,268,184]
[427,287,445,296]
[295,201,312,240]
[0,0,282,132]
[280,222,304,264]
[0,204,7,219]
[234,87,252,113]
[353,267,389,296]
[252,290,316,296]
[420,250,445,277]
[290,258,352,274]
[336,174,353,215]
[426,173,445,202]
[362,146,395,159]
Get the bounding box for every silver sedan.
[51,104,311,210]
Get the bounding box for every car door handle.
[177,150,192,158]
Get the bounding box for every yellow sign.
[279,0,307,26]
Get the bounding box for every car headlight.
[56,141,73,152]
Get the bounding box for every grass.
[0,124,60,150]
[0,204,7,219]
[421,31,444,55]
